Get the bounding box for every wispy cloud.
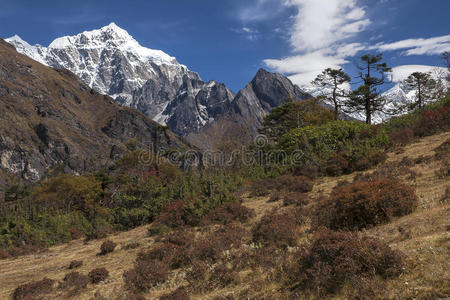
[234,27,261,41]
[264,0,370,85]
[239,0,447,87]
[390,65,449,82]
[237,0,286,22]
[265,51,348,85]
[285,0,370,52]
[372,35,450,55]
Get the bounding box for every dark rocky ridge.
[185,69,312,149]
[0,39,188,182]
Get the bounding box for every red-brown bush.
[282,229,405,296]
[186,260,237,292]
[68,260,83,269]
[282,193,310,207]
[190,225,247,262]
[159,287,190,300]
[208,263,238,289]
[60,271,90,293]
[316,179,418,230]
[388,128,415,146]
[123,259,169,292]
[349,151,388,172]
[292,162,320,179]
[267,192,281,203]
[154,200,196,229]
[277,174,314,193]
[201,202,254,225]
[434,138,450,160]
[186,260,209,292]
[213,295,235,300]
[325,154,349,176]
[126,293,147,300]
[415,106,450,137]
[144,230,194,270]
[12,278,55,300]
[68,228,84,240]
[138,242,189,270]
[252,213,298,248]
[162,229,194,247]
[0,249,9,259]
[88,267,109,284]
[8,244,42,258]
[249,178,276,197]
[99,240,116,255]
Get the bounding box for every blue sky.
[0,0,449,92]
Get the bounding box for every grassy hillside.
[1,131,448,299]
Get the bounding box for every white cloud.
[390,65,449,82]
[263,0,370,86]
[264,51,348,85]
[234,27,260,41]
[373,35,450,55]
[286,0,370,52]
[238,0,285,22]
[336,42,366,57]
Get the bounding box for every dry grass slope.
[0,131,448,299]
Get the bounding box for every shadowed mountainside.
[0,39,188,182]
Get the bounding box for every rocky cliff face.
[231,69,311,135]
[185,69,312,149]
[0,39,187,181]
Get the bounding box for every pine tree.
[442,52,450,84]
[261,99,334,139]
[402,72,438,110]
[345,54,392,124]
[442,52,450,72]
[312,68,351,119]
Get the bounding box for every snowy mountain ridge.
[6,23,239,135]
[6,23,315,138]
[299,67,449,124]
[6,22,189,105]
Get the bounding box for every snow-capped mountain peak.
[5,23,241,135]
[6,22,192,104]
[5,24,311,138]
[45,22,178,66]
[5,35,47,65]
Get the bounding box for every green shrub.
[279,121,388,171]
[31,175,105,220]
[262,99,335,139]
